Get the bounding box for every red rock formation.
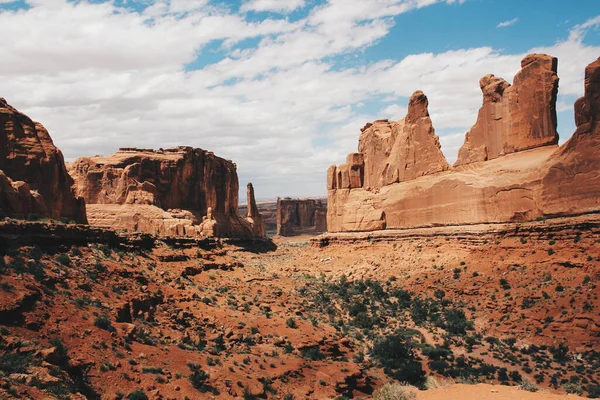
[541,57,600,216]
[455,54,559,166]
[328,91,449,192]
[327,55,600,233]
[0,171,47,219]
[69,148,264,238]
[0,98,87,223]
[246,183,265,237]
[276,198,327,236]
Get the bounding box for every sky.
[0,0,599,200]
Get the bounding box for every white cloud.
[497,17,518,28]
[0,1,598,199]
[381,104,408,119]
[240,0,305,13]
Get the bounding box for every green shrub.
[94,316,115,332]
[372,335,425,385]
[188,363,211,392]
[56,254,71,266]
[285,317,297,329]
[127,389,148,400]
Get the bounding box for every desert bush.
[372,335,425,385]
[94,316,115,332]
[424,376,452,390]
[562,382,584,395]
[56,254,71,266]
[127,389,148,400]
[520,379,539,392]
[286,317,297,328]
[373,382,417,400]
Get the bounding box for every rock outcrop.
[328,91,449,191]
[541,57,600,216]
[0,98,87,223]
[276,198,327,236]
[69,148,264,238]
[327,55,600,233]
[246,183,265,237]
[455,54,559,166]
[0,171,47,219]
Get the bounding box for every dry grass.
[374,382,417,400]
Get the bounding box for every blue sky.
[0,0,599,200]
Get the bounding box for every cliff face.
[0,171,47,219]
[541,57,600,216]
[328,91,449,192]
[327,55,600,233]
[276,198,327,236]
[0,98,87,223]
[455,54,559,166]
[69,148,264,238]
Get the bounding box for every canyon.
[0,53,599,400]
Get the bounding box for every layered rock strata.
[0,171,46,219]
[0,98,87,223]
[327,55,600,233]
[276,198,327,236]
[455,54,559,166]
[69,148,264,238]
[328,91,449,192]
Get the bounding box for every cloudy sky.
[1,0,599,200]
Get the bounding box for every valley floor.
[0,215,598,399]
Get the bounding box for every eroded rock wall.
[327,55,600,233]
[328,91,449,192]
[276,198,327,236]
[455,54,559,166]
[69,148,264,238]
[0,98,87,223]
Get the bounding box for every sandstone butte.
[0,98,87,223]
[327,54,600,232]
[276,198,327,236]
[68,147,265,238]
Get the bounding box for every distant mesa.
[68,147,265,238]
[0,98,87,223]
[327,54,600,233]
[277,198,327,236]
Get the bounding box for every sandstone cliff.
[328,91,449,191]
[327,55,600,233]
[455,54,559,166]
[541,57,600,216]
[246,183,265,237]
[276,198,327,236]
[0,171,47,219]
[0,98,87,223]
[69,148,264,238]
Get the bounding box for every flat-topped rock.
[69,147,263,238]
